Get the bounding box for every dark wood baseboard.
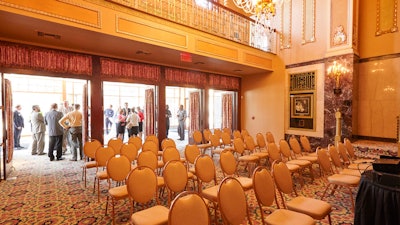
[352,135,397,143]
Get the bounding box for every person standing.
[104,104,114,135]
[59,100,73,154]
[45,103,64,161]
[13,104,24,149]
[176,104,187,141]
[59,104,83,161]
[137,106,144,137]
[166,105,172,137]
[122,102,131,116]
[126,107,139,137]
[115,108,127,140]
[30,105,46,155]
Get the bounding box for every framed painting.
[291,93,313,118]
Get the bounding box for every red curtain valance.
[165,68,207,86]
[0,41,92,75]
[209,74,240,90]
[101,58,161,82]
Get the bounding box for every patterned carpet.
[0,147,359,225]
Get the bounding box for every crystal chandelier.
[233,0,279,30]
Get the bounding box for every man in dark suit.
[13,104,24,149]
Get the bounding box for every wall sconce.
[327,61,349,94]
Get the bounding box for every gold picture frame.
[291,93,313,118]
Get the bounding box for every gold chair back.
[168,191,210,225]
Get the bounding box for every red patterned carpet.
[1,148,357,225]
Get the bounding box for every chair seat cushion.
[287,196,332,220]
[297,156,318,163]
[266,209,316,225]
[287,159,311,167]
[339,169,361,177]
[108,185,128,199]
[84,161,97,168]
[348,163,372,170]
[239,155,259,162]
[96,170,108,179]
[328,174,360,185]
[130,205,169,225]
[252,152,269,158]
[236,176,253,190]
[286,163,300,171]
[201,185,219,202]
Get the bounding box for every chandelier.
[233,0,279,31]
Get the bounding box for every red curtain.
[5,79,13,163]
[0,41,92,75]
[145,89,155,136]
[222,93,233,129]
[165,68,207,86]
[82,84,88,142]
[209,74,240,90]
[189,92,200,140]
[101,58,161,81]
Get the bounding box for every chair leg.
[347,187,355,212]
[321,184,331,200]
[111,197,115,225]
[105,195,109,215]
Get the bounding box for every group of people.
[13,100,84,162]
[105,103,188,141]
[104,103,144,140]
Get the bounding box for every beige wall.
[241,56,286,140]
[358,57,400,139]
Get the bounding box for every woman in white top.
[126,107,140,137]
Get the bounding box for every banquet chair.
[299,135,317,157]
[107,137,123,155]
[145,134,163,157]
[128,136,142,151]
[252,166,316,225]
[222,127,232,136]
[202,129,212,147]
[244,135,269,164]
[241,129,250,139]
[136,151,165,194]
[337,142,372,171]
[255,132,267,152]
[267,142,303,185]
[120,143,138,166]
[265,131,275,144]
[213,128,222,140]
[289,136,320,175]
[279,139,314,182]
[82,139,102,188]
[143,140,164,172]
[233,137,260,177]
[232,129,242,139]
[105,155,131,224]
[163,160,189,206]
[220,132,234,150]
[161,138,176,151]
[126,166,169,225]
[219,149,253,191]
[194,154,220,224]
[94,146,115,202]
[317,147,360,212]
[271,161,332,225]
[184,144,200,174]
[328,144,362,177]
[192,130,212,154]
[218,177,253,225]
[344,138,374,164]
[210,133,225,158]
[168,191,211,225]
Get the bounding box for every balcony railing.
[108,0,276,53]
